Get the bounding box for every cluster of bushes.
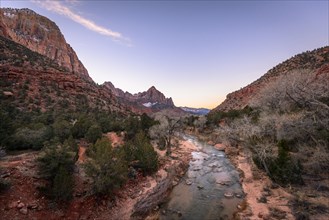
[211,70,329,186]
[0,148,10,192]
[83,119,159,196]
[252,140,303,185]
[206,106,257,126]
[0,98,160,200]
[0,100,128,150]
[36,134,158,202]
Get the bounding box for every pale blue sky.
[1,0,328,108]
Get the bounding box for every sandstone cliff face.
[212,46,329,112]
[0,8,90,80]
[0,7,179,115]
[102,81,127,98]
[0,35,122,113]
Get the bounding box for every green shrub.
[71,115,92,139]
[269,141,303,185]
[85,124,102,144]
[84,137,128,196]
[52,166,74,201]
[64,135,78,153]
[207,106,256,126]
[37,144,75,201]
[53,119,72,142]
[9,125,52,150]
[124,131,158,175]
[124,116,141,140]
[253,140,303,185]
[0,109,12,146]
[97,115,113,133]
[0,179,10,192]
[0,166,11,192]
[140,113,157,131]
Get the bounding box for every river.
[159,134,244,220]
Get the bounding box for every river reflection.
[159,135,244,220]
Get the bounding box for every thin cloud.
[31,0,132,46]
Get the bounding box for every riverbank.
[230,147,294,219]
[0,137,197,220]
[100,137,199,220]
[194,131,295,219]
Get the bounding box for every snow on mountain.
[143,102,158,108]
[180,107,210,115]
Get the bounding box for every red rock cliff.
[0,8,91,81]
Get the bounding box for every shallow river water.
[159,135,244,220]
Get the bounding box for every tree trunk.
[166,136,171,156]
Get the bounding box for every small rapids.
[159,135,244,220]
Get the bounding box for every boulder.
[3,91,13,96]
[19,207,28,215]
[214,143,226,151]
[17,202,25,209]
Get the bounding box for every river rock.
[208,162,219,168]
[207,141,215,145]
[171,153,179,158]
[197,185,204,189]
[185,180,192,185]
[235,193,243,198]
[216,181,231,186]
[224,192,234,198]
[214,143,226,151]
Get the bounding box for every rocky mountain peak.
[101,82,176,112]
[102,81,126,97]
[0,7,91,81]
[147,86,157,92]
[139,86,174,106]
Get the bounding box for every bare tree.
[193,116,207,132]
[149,113,181,156]
[251,69,329,114]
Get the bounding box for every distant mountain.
[102,82,180,114]
[212,46,329,112]
[180,107,210,115]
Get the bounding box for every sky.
[1,0,328,108]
